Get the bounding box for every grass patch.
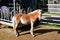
[44,11,60,16]
[43,23,60,28]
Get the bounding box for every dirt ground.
[0,24,60,40]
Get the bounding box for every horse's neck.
[27,12,38,22]
[28,10,37,14]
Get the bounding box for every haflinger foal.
[12,9,42,37]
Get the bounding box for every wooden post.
[48,0,49,12]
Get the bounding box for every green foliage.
[43,23,60,28]
[44,11,60,16]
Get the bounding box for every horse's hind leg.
[12,18,19,37]
[13,23,19,37]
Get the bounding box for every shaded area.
[34,29,60,36]
[16,27,60,36]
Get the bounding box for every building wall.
[48,0,60,13]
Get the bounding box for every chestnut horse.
[12,9,42,37]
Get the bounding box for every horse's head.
[37,9,42,20]
[28,9,42,21]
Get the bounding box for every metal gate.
[0,7,14,26]
[0,0,16,26]
[0,0,48,26]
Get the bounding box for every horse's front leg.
[30,21,35,37]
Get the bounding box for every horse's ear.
[40,10,42,11]
[39,9,42,12]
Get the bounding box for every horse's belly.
[20,18,30,24]
[21,20,27,24]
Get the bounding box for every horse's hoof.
[32,35,35,37]
[16,35,18,37]
[16,34,19,37]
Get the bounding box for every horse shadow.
[34,29,60,36]
[17,25,60,36]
